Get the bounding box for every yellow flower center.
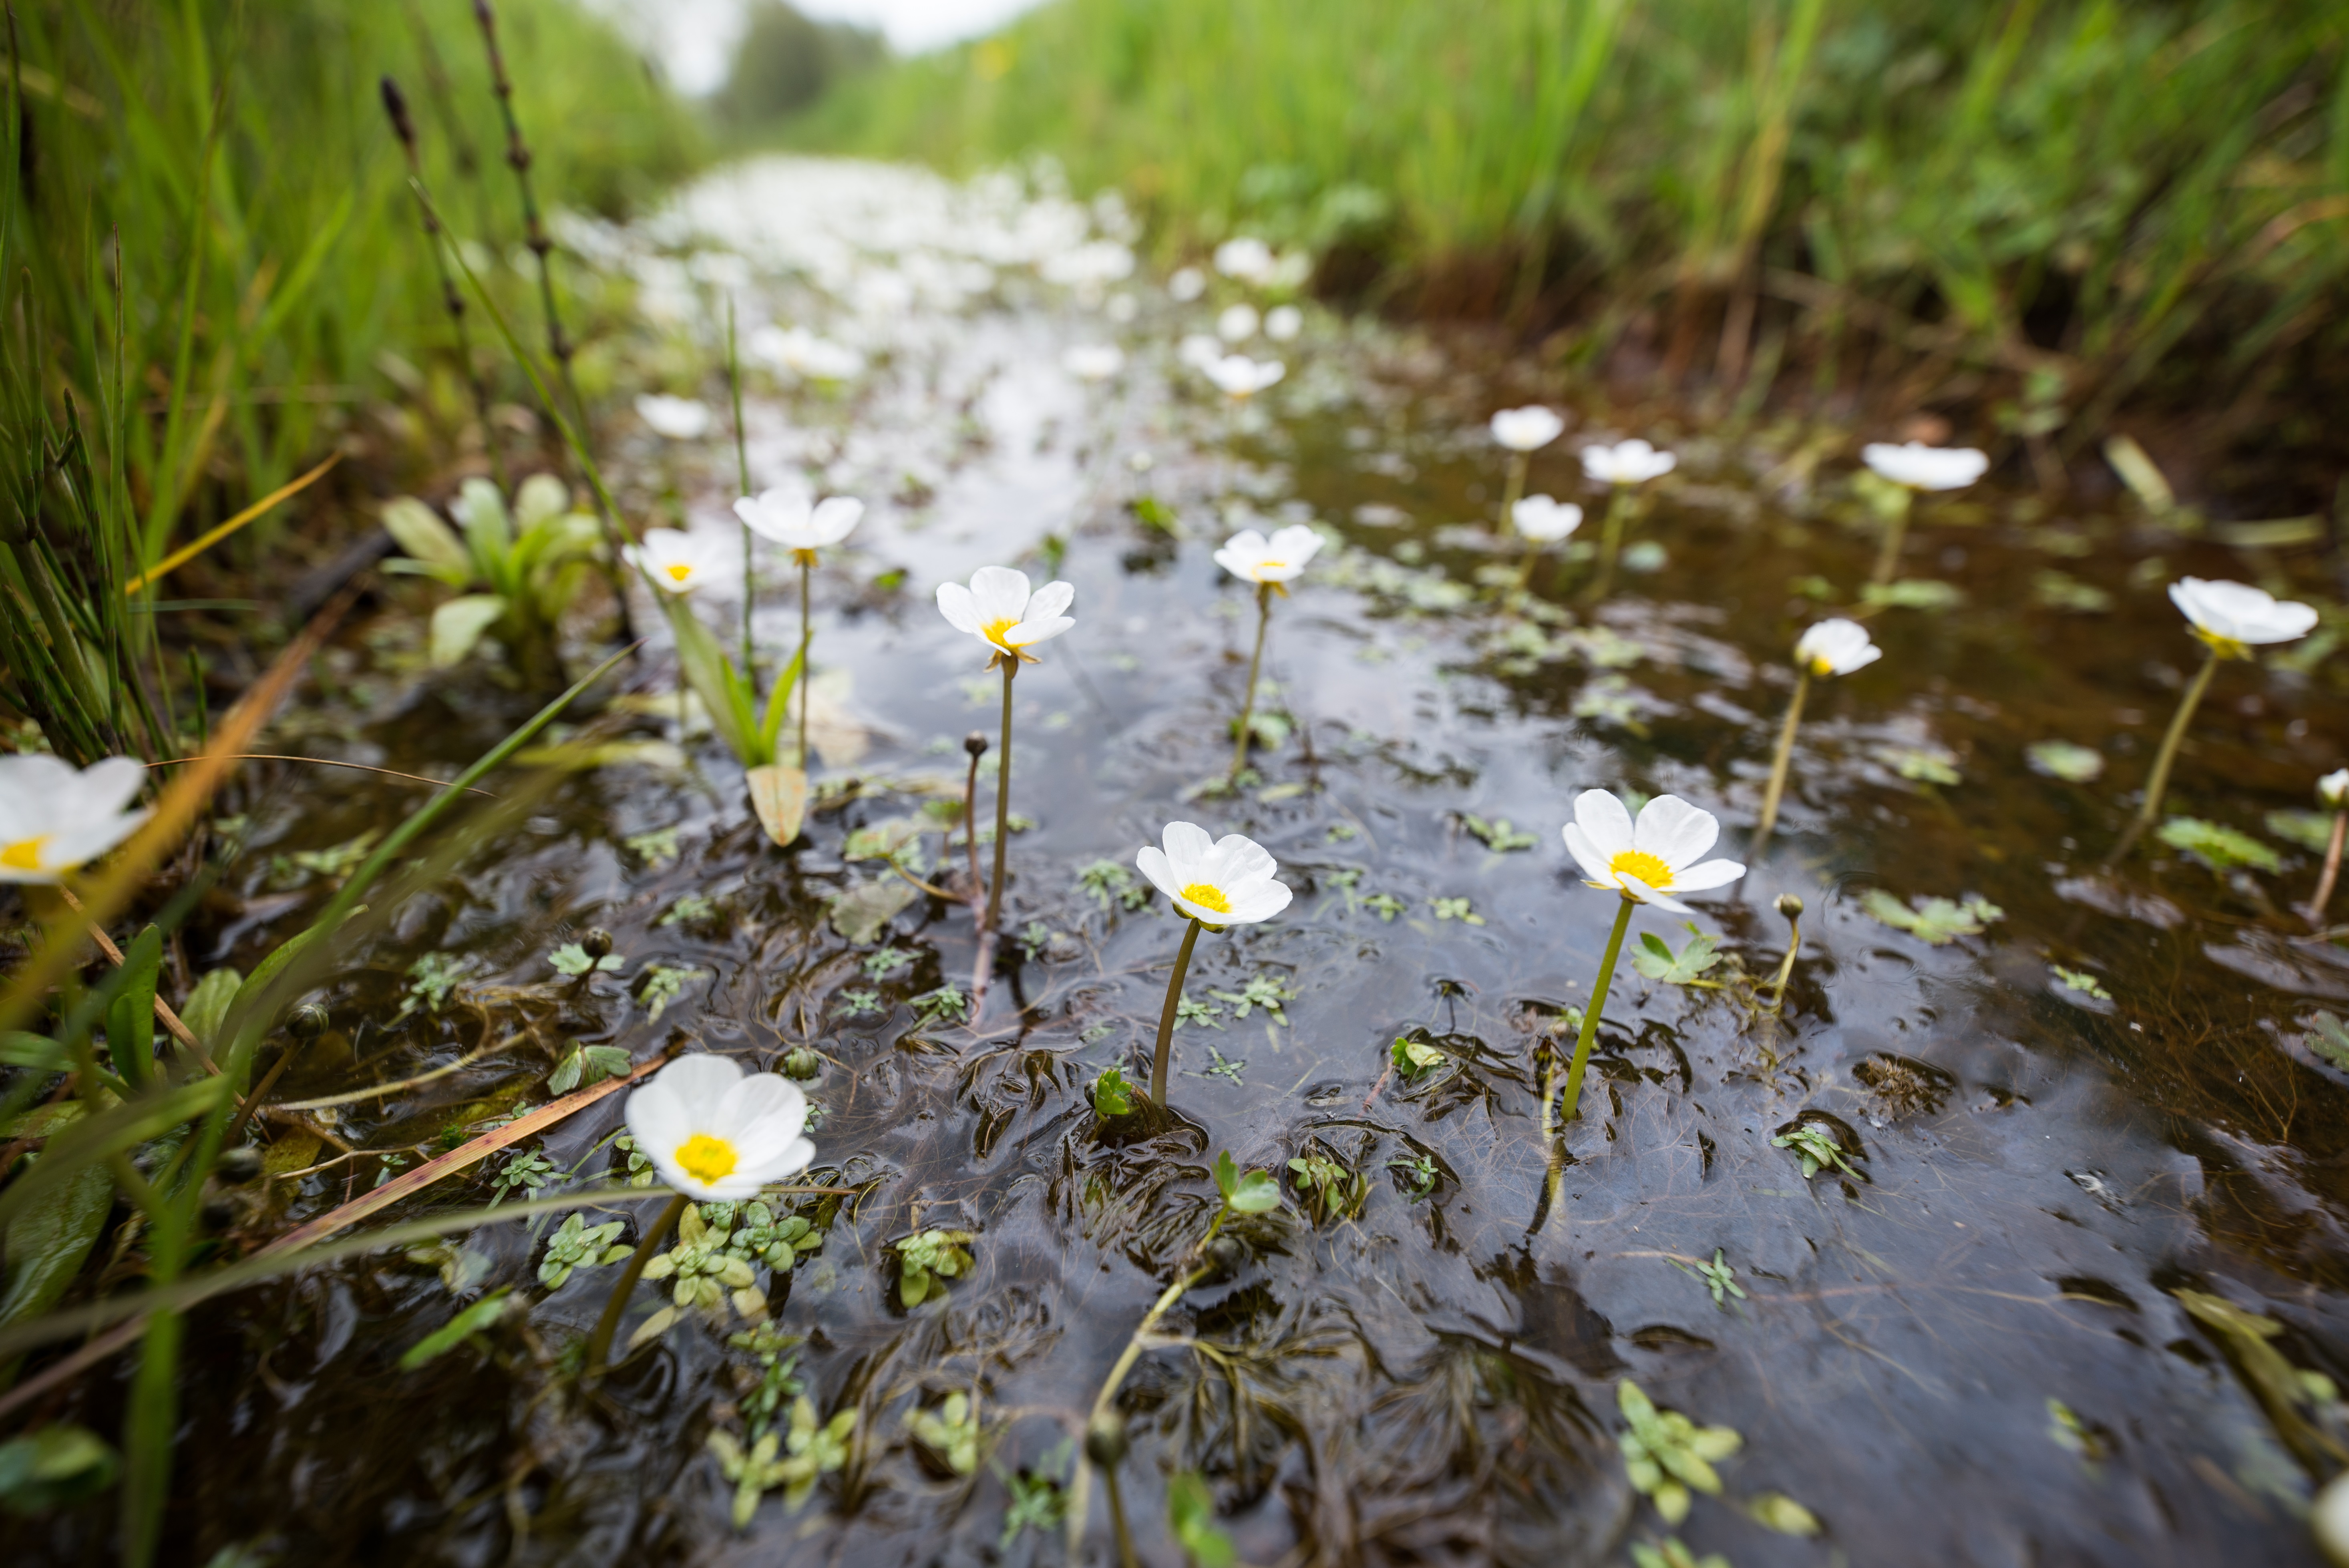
[1258,560,1284,573]
[665,563,694,584]
[2190,625,2249,660]
[1179,882,1231,915]
[675,1133,738,1184]
[1608,849,1673,890]
[980,616,1019,649]
[0,835,49,872]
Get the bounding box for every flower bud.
[1084,1411,1128,1467]
[963,731,989,758]
[581,928,614,961]
[2320,768,2349,810]
[782,1047,822,1081]
[287,1003,330,1045]
[215,1146,265,1185]
[1774,894,1804,920]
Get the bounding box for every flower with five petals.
[935,566,1076,667]
[623,1055,817,1202]
[1561,790,1746,914]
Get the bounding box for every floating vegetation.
[1860,889,2005,945]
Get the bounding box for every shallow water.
[25,157,2349,1566]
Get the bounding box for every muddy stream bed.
[21,158,2349,1567]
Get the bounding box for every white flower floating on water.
[1562,790,1747,915]
[2168,577,2318,657]
[1061,343,1125,382]
[1136,822,1292,1103]
[1265,304,1303,342]
[1760,619,1883,837]
[1581,438,1677,485]
[1217,303,1260,343]
[1177,333,1224,371]
[1168,265,1207,302]
[1490,406,1565,452]
[1204,354,1285,400]
[749,324,866,382]
[1512,496,1583,542]
[733,486,865,560]
[1214,524,1323,587]
[935,565,1076,666]
[1861,440,1988,491]
[626,529,732,595]
[623,1054,817,1202]
[0,754,149,882]
[1793,617,1882,677]
[635,394,713,442]
[1213,236,1275,283]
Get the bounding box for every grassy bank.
[804,0,2349,485]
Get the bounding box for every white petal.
[1025,580,1076,622]
[650,1053,743,1112]
[1004,615,1073,647]
[1136,844,1184,903]
[968,565,1032,624]
[810,497,864,544]
[43,809,148,872]
[1160,821,1217,880]
[1616,872,1692,914]
[1210,831,1278,889]
[1561,822,1614,884]
[935,581,982,636]
[1265,525,1323,566]
[77,757,148,822]
[1220,880,1292,924]
[1634,794,1718,871]
[1669,859,1747,892]
[625,1082,691,1157]
[1571,790,1635,859]
[744,1137,817,1182]
[712,1072,804,1144]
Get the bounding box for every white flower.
[1168,265,1207,302]
[625,528,732,595]
[1561,790,1746,914]
[1214,525,1323,587]
[1213,237,1275,284]
[1512,496,1583,542]
[1582,439,1677,485]
[2322,768,2349,810]
[1862,441,1988,491]
[733,486,864,555]
[749,324,866,382]
[1205,355,1284,399]
[1491,406,1565,452]
[1217,303,1260,343]
[635,394,713,442]
[0,755,149,883]
[935,565,1076,661]
[1106,291,1139,324]
[2168,577,2317,655]
[1178,334,1225,371]
[1793,618,1882,677]
[1062,343,1125,382]
[1264,304,1303,342]
[1137,821,1291,926]
[623,1054,815,1202]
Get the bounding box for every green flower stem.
[1149,918,1206,1104]
[1870,486,1915,587]
[985,659,1018,936]
[1754,668,1812,842]
[2133,646,2220,832]
[1512,539,1545,595]
[1230,582,1274,783]
[2311,810,2347,928]
[1101,1466,1141,1568]
[1766,909,1804,1009]
[1552,895,1636,1132]
[585,1191,687,1376]
[727,298,754,677]
[1586,486,1633,602]
[1497,449,1528,553]
[798,557,814,768]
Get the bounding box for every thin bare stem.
[1870,486,1914,587]
[2133,646,2222,833]
[798,558,814,768]
[1586,486,1633,602]
[985,660,1016,935]
[1754,669,1811,842]
[2311,811,2347,929]
[1765,907,1804,1009]
[1229,582,1273,782]
[585,1192,686,1376]
[1148,918,1205,1103]
[1552,895,1635,1132]
[728,298,755,677]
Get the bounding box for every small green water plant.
[1134,822,1294,1102]
[1773,1120,1863,1180]
[1628,1540,1728,1568]
[896,1228,977,1307]
[906,1391,982,1475]
[1553,792,1745,1136]
[537,1213,630,1289]
[1579,439,1675,601]
[1090,1065,1136,1117]
[1860,889,2002,945]
[2120,579,2316,852]
[1287,1145,1370,1224]
[708,1397,857,1526]
[1675,1249,1746,1308]
[1213,525,1323,784]
[1168,1471,1237,1567]
[1633,925,1726,986]
[1756,617,1881,840]
[936,566,1077,956]
[1461,812,1539,852]
[1617,1378,1742,1526]
[380,476,602,680]
[2157,816,2281,874]
[1390,1035,1447,1079]
[1857,440,1988,586]
[2027,740,2105,783]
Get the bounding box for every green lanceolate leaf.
[396,1289,515,1371]
[103,924,162,1089]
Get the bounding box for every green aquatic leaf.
[549,943,625,978]
[2156,816,2282,874]
[1390,1036,1446,1077]
[2305,1013,2349,1071]
[2025,740,2104,782]
[2051,967,2110,1001]
[1858,578,1963,611]
[1633,926,1723,985]
[1462,813,1538,852]
[1167,1472,1236,1568]
[1876,744,1961,786]
[1090,1066,1134,1117]
[830,878,919,944]
[397,1289,514,1370]
[906,1391,981,1476]
[2265,809,2337,855]
[0,1425,118,1514]
[1860,889,2002,945]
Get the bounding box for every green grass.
[802,0,2349,446]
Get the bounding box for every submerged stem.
[584,1191,686,1376]
[1754,669,1812,842]
[2133,647,2221,832]
[1149,918,1206,1104]
[1551,895,1636,1134]
[2311,811,2348,929]
[985,659,1017,936]
[1586,487,1633,602]
[1230,582,1274,783]
[1869,486,1914,587]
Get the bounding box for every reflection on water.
[56,157,2349,1565]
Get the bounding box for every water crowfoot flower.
[1859,441,1988,587]
[1203,354,1284,401]
[2124,579,2317,846]
[736,486,865,766]
[1510,496,1583,593]
[1136,822,1291,1102]
[1580,440,1676,601]
[625,528,732,596]
[1756,619,1882,840]
[636,394,714,442]
[0,755,149,882]
[1554,790,1743,1132]
[936,567,1077,941]
[1062,344,1124,382]
[1484,408,1565,591]
[1213,525,1323,781]
[2310,769,2349,928]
